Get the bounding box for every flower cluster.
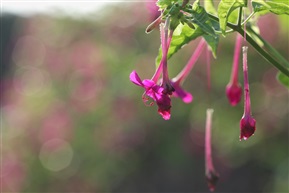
[131,3,258,191]
[130,19,205,120]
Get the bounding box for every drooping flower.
[170,81,193,103]
[130,19,174,120]
[205,108,219,192]
[130,71,171,120]
[226,34,243,106]
[240,46,256,140]
[240,114,256,140]
[171,38,206,103]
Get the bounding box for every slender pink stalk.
[240,46,256,140]
[226,34,243,106]
[205,108,219,192]
[206,47,211,91]
[243,12,247,42]
[242,46,251,115]
[231,34,242,83]
[151,23,173,84]
[173,39,206,84]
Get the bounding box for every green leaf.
[155,23,204,65]
[204,0,218,15]
[277,71,289,88]
[202,20,220,58]
[188,0,217,38]
[264,1,289,14]
[157,0,174,9]
[217,0,247,34]
[252,0,289,15]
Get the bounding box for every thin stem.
[173,38,206,84]
[247,28,289,67]
[162,18,170,84]
[206,47,211,91]
[205,108,214,173]
[231,34,242,83]
[241,12,256,26]
[242,46,251,115]
[237,7,243,26]
[207,13,289,77]
[215,29,234,35]
[151,23,173,83]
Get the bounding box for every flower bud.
[226,82,242,106]
[240,114,256,140]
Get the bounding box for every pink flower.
[171,38,206,103]
[240,46,256,140]
[171,81,193,103]
[130,70,171,120]
[226,82,242,106]
[240,114,256,140]
[226,34,243,106]
[205,109,219,191]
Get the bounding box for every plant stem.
[237,7,243,26]
[173,38,206,84]
[247,28,289,67]
[241,12,256,26]
[242,46,251,115]
[231,34,242,83]
[207,13,289,77]
[205,108,214,173]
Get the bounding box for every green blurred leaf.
[188,0,217,38]
[157,0,174,9]
[204,0,218,15]
[203,20,220,58]
[252,0,289,15]
[218,0,247,34]
[156,23,204,65]
[277,71,289,88]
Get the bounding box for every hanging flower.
[226,34,243,106]
[240,46,256,140]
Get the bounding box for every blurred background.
[1,1,288,192]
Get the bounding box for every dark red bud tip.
[226,82,242,106]
[206,170,219,192]
[240,115,256,140]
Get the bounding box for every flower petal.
[172,82,193,103]
[129,71,144,86]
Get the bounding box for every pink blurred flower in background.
[146,0,160,21]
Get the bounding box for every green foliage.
[217,0,247,34]
[157,0,174,9]
[188,0,217,38]
[252,0,289,15]
[156,23,204,65]
[277,71,289,88]
[204,0,217,15]
[154,0,289,83]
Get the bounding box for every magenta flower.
[171,38,206,103]
[226,82,242,106]
[146,0,161,21]
[130,19,174,120]
[240,114,256,140]
[240,46,256,140]
[226,34,243,106]
[171,81,193,103]
[205,109,219,191]
[130,70,171,120]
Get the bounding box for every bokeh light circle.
[12,35,46,67]
[13,66,50,96]
[39,138,74,172]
